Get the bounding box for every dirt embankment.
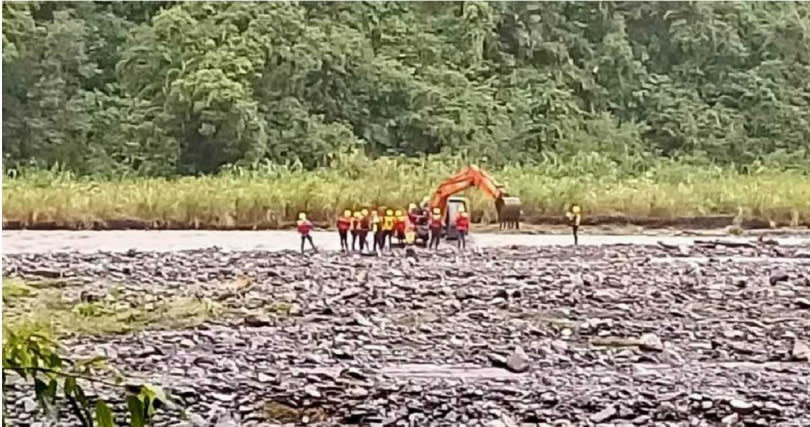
[2,214,803,232]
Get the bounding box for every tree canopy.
[3,1,809,176]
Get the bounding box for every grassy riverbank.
[3,156,809,229]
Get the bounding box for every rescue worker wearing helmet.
[382,209,396,250]
[455,205,470,250]
[337,209,352,252]
[429,207,443,250]
[297,212,316,253]
[395,209,407,246]
[371,209,382,253]
[566,204,582,246]
[358,208,370,251]
[351,211,362,251]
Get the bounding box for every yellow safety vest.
[382,216,395,231]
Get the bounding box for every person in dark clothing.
[566,204,582,246]
[350,211,362,251]
[358,209,370,251]
[337,209,352,252]
[297,212,316,253]
[370,210,382,254]
[429,207,443,250]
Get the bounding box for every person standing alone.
[297,212,317,253]
[566,204,582,246]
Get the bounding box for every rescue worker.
[297,212,316,253]
[358,209,370,251]
[429,207,443,250]
[370,209,382,253]
[404,216,416,246]
[455,205,470,250]
[566,204,582,246]
[351,211,362,251]
[337,209,352,252]
[382,209,395,250]
[395,209,407,246]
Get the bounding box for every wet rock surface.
[3,242,810,426]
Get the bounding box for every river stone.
[791,341,810,361]
[639,333,663,352]
[729,399,755,415]
[769,271,789,285]
[590,405,617,423]
[505,346,530,373]
[795,298,810,309]
[243,314,271,327]
[22,398,37,413]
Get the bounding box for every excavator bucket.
[496,197,522,228]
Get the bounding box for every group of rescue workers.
[295,203,582,254]
[295,203,470,254]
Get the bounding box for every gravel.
[3,242,810,426]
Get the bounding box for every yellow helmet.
[408,203,416,211]
[343,209,351,217]
[571,205,581,214]
[371,210,379,217]
[432,207,441,214]
[354,211,362,218]
[395,210,402,216]
[386,209,393,216]
[361,208,369,216]
[299,212,307,220]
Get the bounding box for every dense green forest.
[3,1,810,177]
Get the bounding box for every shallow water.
[3,229,809,254]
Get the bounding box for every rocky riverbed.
[3,241,810,426]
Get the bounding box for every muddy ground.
[3,241,810,426]
[4,229,810,255]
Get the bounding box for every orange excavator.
[413,166,521,244]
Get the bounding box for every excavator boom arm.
[429,166,506,213]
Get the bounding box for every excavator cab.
[443,196,468,239]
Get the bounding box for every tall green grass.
[3,152,809,228]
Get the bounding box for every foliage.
[2,326,167,426]
[3,2,810,175]
[3,279,218,337]
[3,154,808,228]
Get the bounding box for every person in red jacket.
[297,212,316,253]
[337,209,352,252]
[395,209,407,246]
[455,205,470,250]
